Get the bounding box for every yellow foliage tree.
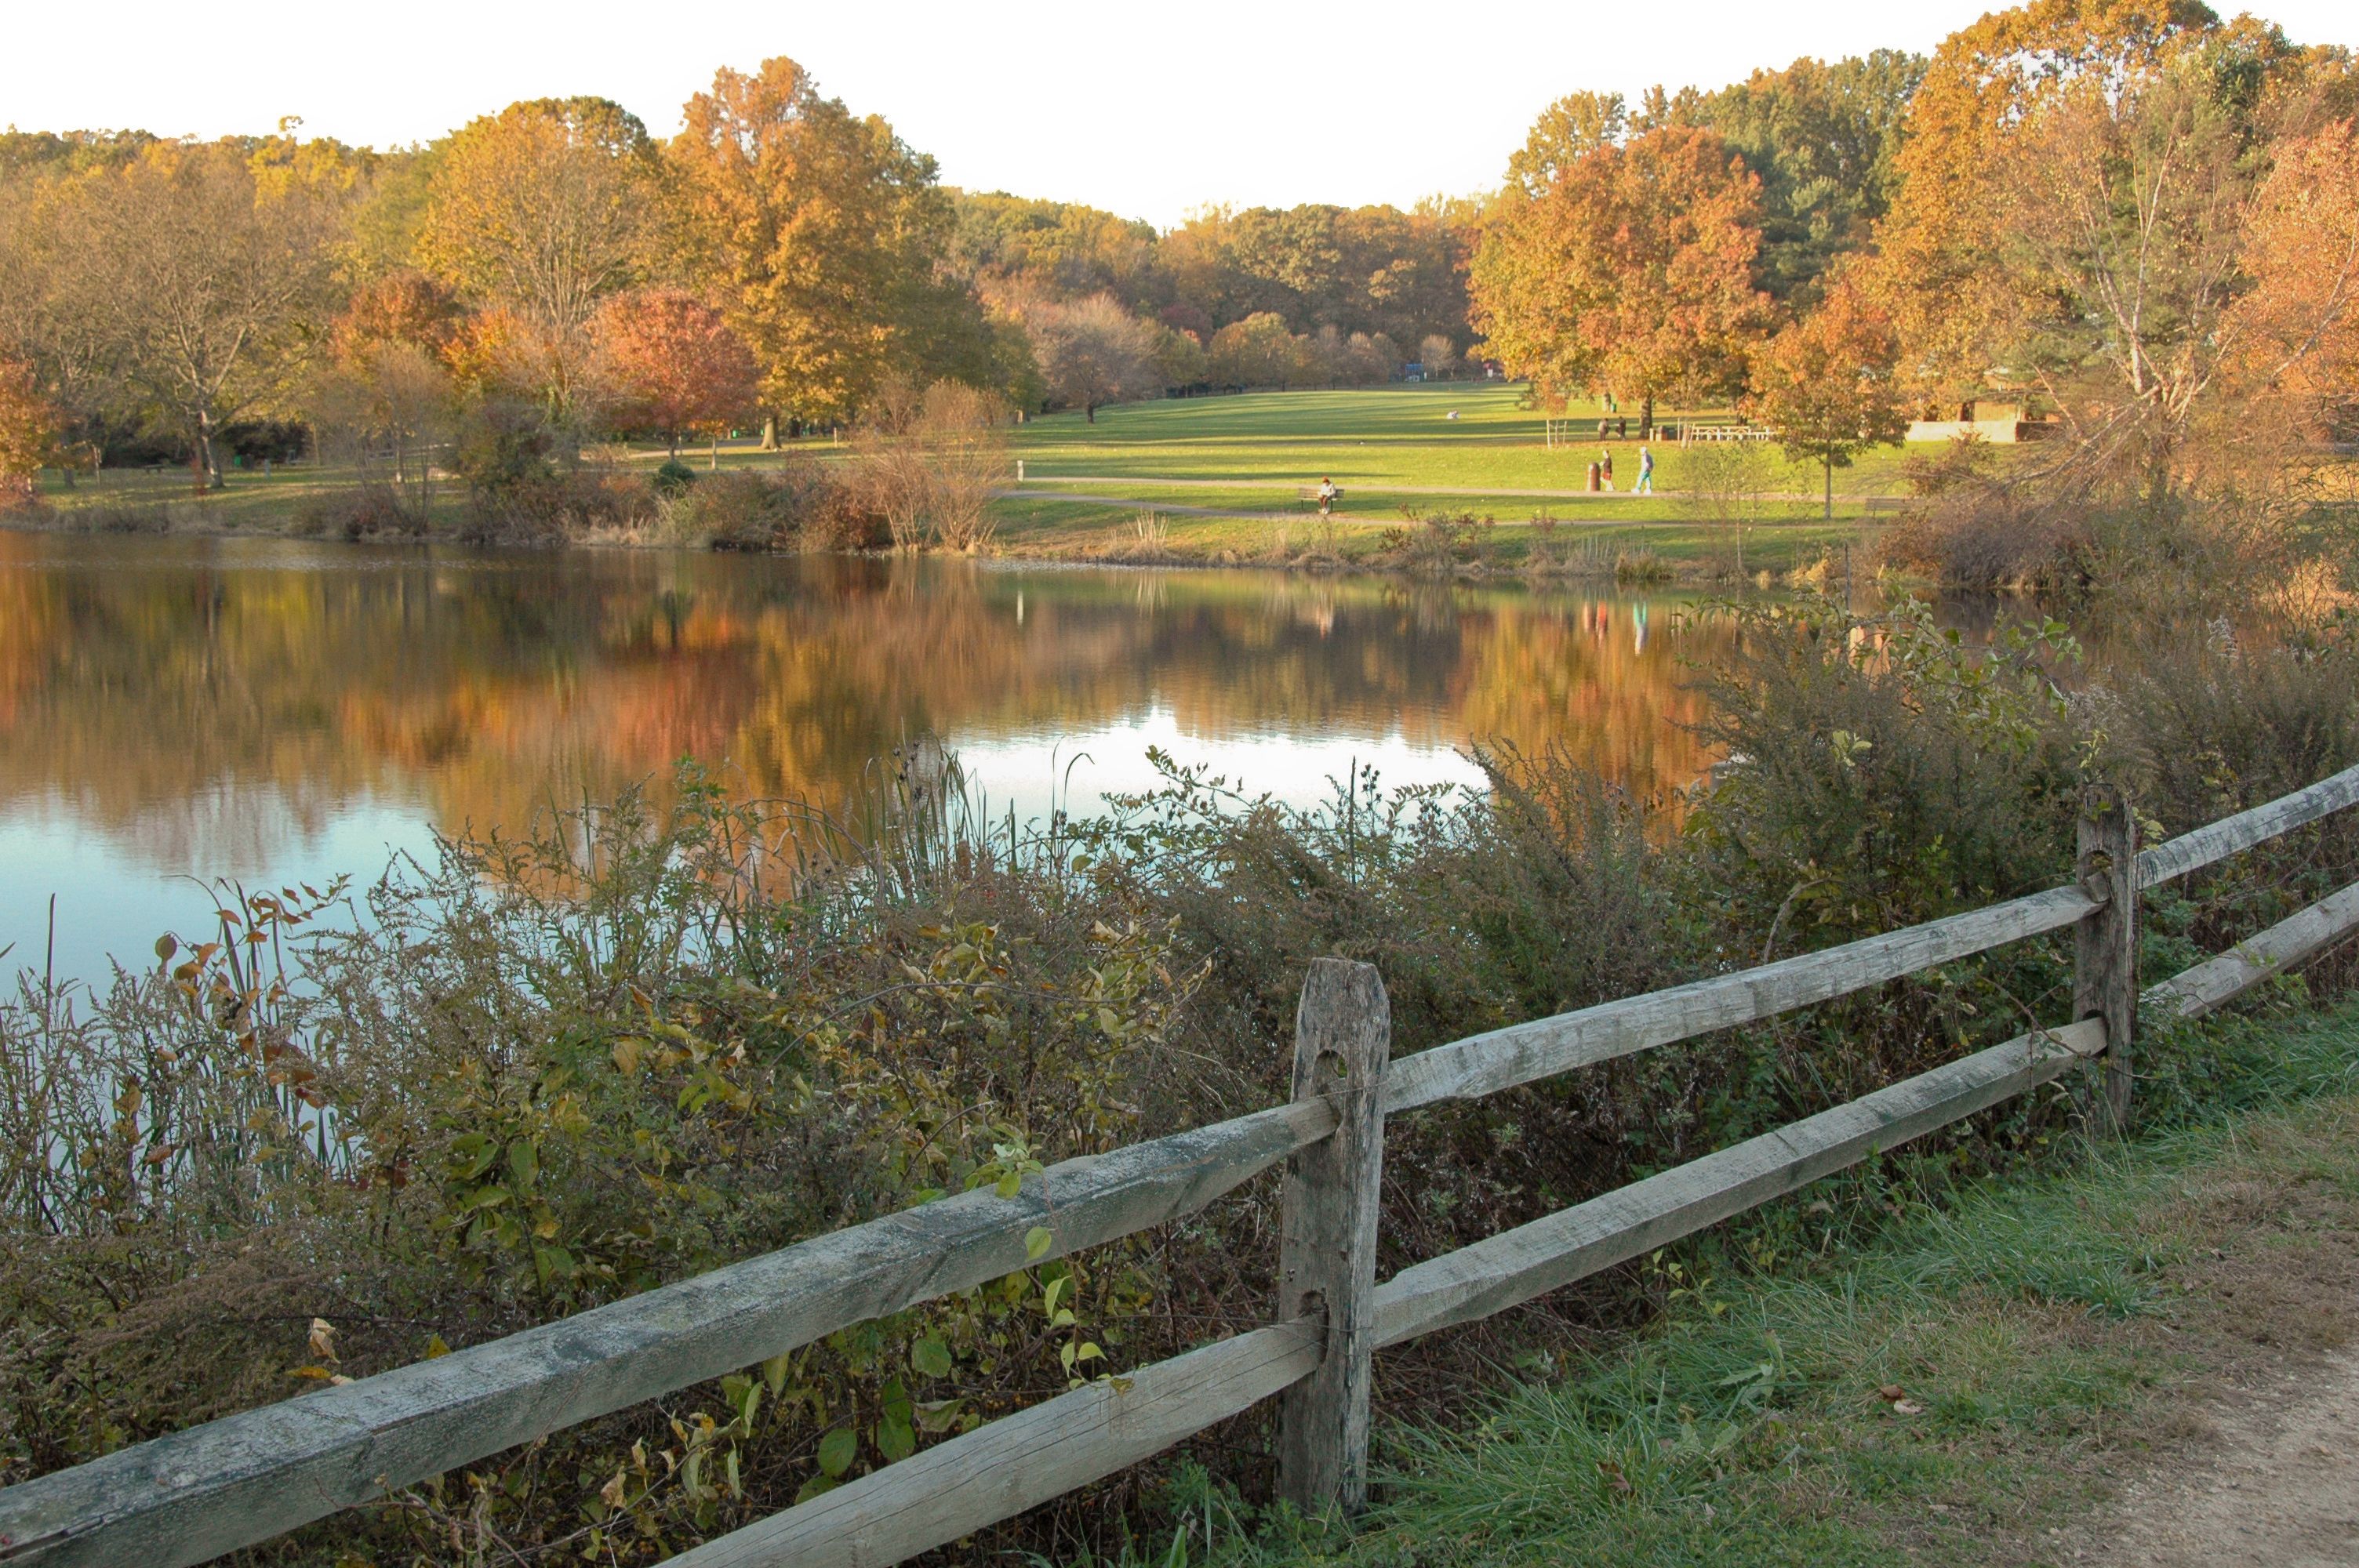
[418,98,660,426]
[670,59,953,432]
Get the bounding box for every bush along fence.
[9,767,2359,1566]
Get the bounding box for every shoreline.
[0,498,1877,591]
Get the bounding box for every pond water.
[0,534,1747,985]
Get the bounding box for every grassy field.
[1136,999,2359,1568]
[1005,383,1916,498]
[21,385,1907,579]
[991,385,1893,576]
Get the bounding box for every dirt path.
[2088,1348,2359,1566]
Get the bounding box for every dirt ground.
[2048,1131,2359,1568]
[2089,1347,2359,1566]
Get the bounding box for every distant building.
[1906,398,2054,444]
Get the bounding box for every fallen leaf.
[307,1318,339,1363]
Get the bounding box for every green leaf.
[447,1134,497,1179]
[994,1171,1023,1199]
[876,1415,915,1462]
[911,1337,953,1379]
[817,1427,857,1479]
[794,1474,839,1504]
[506,1140,539,1189]
[761,1350,792,1396]
[1024,1225,1053,1261]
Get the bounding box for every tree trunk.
[1824,456,1834,522]
[1085,401,1096,424]
[760,412,778,452]
[1641,394,1655,440]
[669,430,682,459]
[709,434,719,473]
[196,413,223,492]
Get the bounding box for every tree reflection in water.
[0,532,1734,972]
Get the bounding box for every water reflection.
[0,535,1736,978]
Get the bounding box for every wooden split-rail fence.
[9,768,2359,1566]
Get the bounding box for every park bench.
[1296,485,1344,510]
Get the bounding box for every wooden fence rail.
[7,765,2359,1567]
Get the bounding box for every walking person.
[1599,447,1615,492]
[1635,444,1654,495]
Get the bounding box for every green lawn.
[1005,383,1920,500]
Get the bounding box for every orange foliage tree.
[1746,269,1909,517]
[2234,118,2359,437]
[1468,124,1772,428]
[0,357,58,508]
[590,288,761,458]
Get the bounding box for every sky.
[8,1,2358,227]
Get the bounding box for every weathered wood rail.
[8,765,2359,1567]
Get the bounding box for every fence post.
[2074,784,2139,1133]
[1276,956,1390,1516]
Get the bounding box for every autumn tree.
[420,97,659,428]
[1470,123,1772,428]
[590,288,761,461]
[0,357,57,508]
[1866,0,2222,403]
[1503,92,1628,197]
[45,140,344,488]
[1205,311,1299,388]
[671,58,958,435]
[308,273,467,522]
[1025,293,1161,419]
[1745,269,1908,517]
[2233,118,2359,439]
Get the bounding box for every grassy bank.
[1180,1001,2359,1568]
[14,387,1906,583]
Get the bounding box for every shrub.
[295,485,420,541]
[79,501,174,534]
[653,456,698,496]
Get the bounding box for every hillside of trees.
[3,1,2358,593]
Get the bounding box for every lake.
[0,534,1740,985]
